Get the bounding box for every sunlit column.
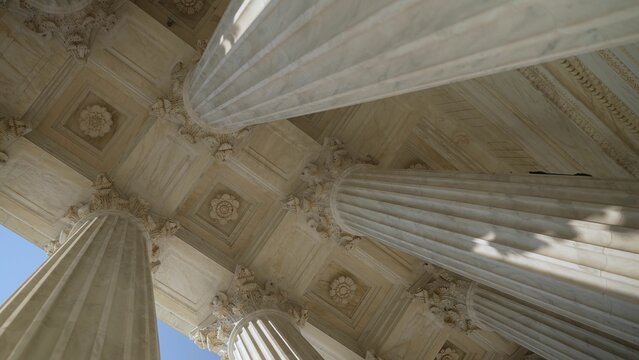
[410,265,639,360]
[191,266,323,360]
[286,139,639,345]
[184,0,639,131]
[0,174,178,360]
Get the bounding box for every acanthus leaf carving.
[409,264,479,334]
[152,62,251,161]
[285,138,376,244]
[0,116,32,164]
[190,265,307,360]
[48,173,179,272]
[19,0,118,60]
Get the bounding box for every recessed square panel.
[193,183,252,241]
[60,92,121,151]
[310,262,370,318]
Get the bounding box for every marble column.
[191,266,322,360]
[286,139,639,345]
[184,0,639,130]
[468,282,639,360]
[0,174,178,360]
[410,265,639,360]
[228,309,323,360]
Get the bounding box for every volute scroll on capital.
[191,265,309,360]
[284,138,376,247]
[151,61,252,162]
[46,173,179,272]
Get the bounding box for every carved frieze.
[79,105,113,138]
[209,193,239,225]
[329,275,357,305]
[46,174,179,272]
[285,138,376,244]
[152,62,251,161]
[191,265,308,360]
[20,0,118,59]
[518,65,639,176]
[409,264,478,334]
[0,116,31,164]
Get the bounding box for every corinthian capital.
[409,264,479,334]
[191,265,307,360]
[151,62,251,161]
[47,174,179,271]
[285,138,375,244]
[0,116,31,164]
[18,0,118,59]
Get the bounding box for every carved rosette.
[79,105,112,138]
[20,0,118,59]
[0,116,31,164]
[409,264,479,333]
[436,347,460,360]
[173,0,203,15]
[191,265,308,360]
[329,275,356,305]
[285,138,376,244]
[151,62,251,161]
[209,193,240,225]
[46,174,179,272]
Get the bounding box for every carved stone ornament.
[79,105,112,138]
[285,138,376,244]
[173,0,203,15]
[19,0,118,60]
[408,264,479,333]
[209,193,240,225]
[0,116,31,164]
[365,351,385,360]
[329,275,356,305]
[45,174,179,273]
[190,265,308,360]
[151,62,251,161]
[436,347,460,360]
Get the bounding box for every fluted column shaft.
[468,283,639,360]
[0,211,159,360]
[228,309,323,360]
[185,0,639,130]
[330,167,639,344]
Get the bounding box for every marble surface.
[188,0,639,129]
[0,213,159,360]
[332,167,639,344]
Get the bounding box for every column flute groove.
[0,174,178,360]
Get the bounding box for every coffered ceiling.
[2,2,639,359]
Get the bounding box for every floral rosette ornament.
[329,275,357,305]
[210,193,240,225]
[79,105,112,138]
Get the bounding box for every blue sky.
[0,224,217,360]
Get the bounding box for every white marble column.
[410,265,639,360]
[191,266,323,360]
[329,165,639,344]
[184,0,639,131]
[468,283,639,360]
[228,309,323,360]
[0,174,177,360]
